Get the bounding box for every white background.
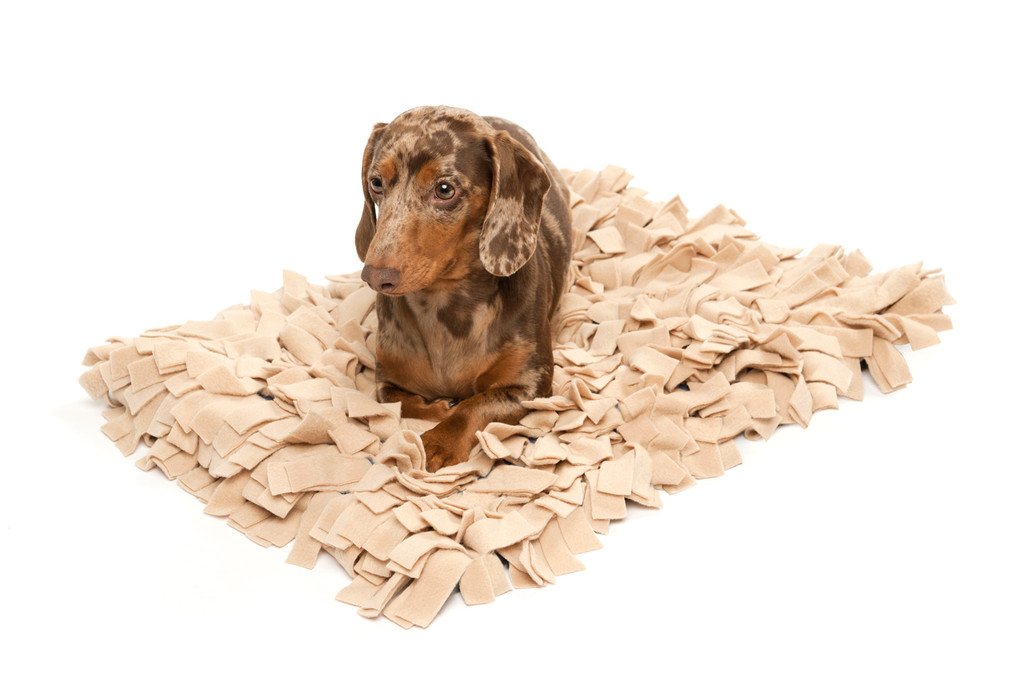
[2,1,1021,681]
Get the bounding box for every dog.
[354,105,572,472]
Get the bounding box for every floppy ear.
[479,130,551,277]
[355,122,387,262]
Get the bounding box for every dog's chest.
[388,293,500,398]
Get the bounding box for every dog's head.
[355,105,551,296]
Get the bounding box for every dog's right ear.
[355,122,387,262]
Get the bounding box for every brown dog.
[354,105,572,472]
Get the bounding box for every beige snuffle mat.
[78,166,955,628]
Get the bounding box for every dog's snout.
[361,264,402,293]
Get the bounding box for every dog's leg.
[376,381,456,422]
[421,384,532,472]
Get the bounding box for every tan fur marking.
[378,156,397,184]
[377,347,446,399]
[415,159,440,187]
[474,340,532,393]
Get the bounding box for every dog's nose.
[361,265,402,293]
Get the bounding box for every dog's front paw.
[423,397,457,421]
[421,424,471,472]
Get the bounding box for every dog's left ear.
[479,130,551,277]
[355,122,387,262]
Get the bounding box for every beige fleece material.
[79,166,955,628]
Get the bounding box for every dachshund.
[354,105,572,472]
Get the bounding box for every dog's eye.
[369,177,384,193]
[434,182,456,201]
